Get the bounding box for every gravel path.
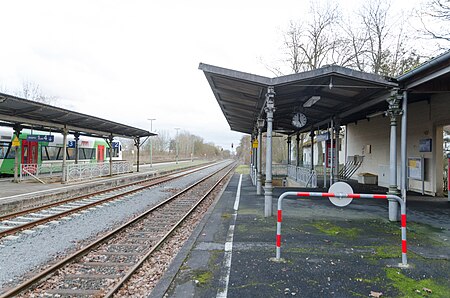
[0,161,230,289]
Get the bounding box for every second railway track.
[0,162,219,239]
[0,160,235,297]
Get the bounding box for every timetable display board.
[408,157,424,180]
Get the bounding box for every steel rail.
[0,162,235,298]
[104,163,236,297]
[0,162,219,238]
[0,161,215,222]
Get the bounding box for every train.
[0,126,122,176]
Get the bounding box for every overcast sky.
[0,0,428,150]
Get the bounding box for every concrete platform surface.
[158,174,450,297]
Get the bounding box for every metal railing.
[287,164,317,188]
[20,163,63,183]
[66,161,133,182]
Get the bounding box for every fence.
[287,164,317,188]
[66,161,132,182]
[20,163,63,183]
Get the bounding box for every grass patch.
[193,270,213,286]
[235,165,250,174]
[312,221,361,239]
[385,268,450,297]
[221,213,231,219]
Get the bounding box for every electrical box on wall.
[366,144,371,154]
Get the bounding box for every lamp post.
[148,118,156,168]
[175,128,180,164]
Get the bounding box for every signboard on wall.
[419,138,432,152]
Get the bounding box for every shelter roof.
[199,63,397,135]
[0,92,155,138]
[397,49,450,101]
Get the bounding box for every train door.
[21,140,38,164]
[97,145,105,162]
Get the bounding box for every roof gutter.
[397,49,450,83]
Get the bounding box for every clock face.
[292,112,307,128]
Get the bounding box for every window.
[0,142,9,159]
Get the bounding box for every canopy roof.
[199,63,398,135]
[0,92,154,138]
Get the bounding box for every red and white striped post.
[275,191,408,267]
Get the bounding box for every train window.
[80,148,95,159]
[5,143,15,159]
[106,147,120,158]
[42,146,61,160]
[0,142,9,158]
[67,148,74,160]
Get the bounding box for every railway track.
[0,162,219,239]
[1,161,235,297]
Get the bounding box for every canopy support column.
[264,86,275,217]
[334,124,341,181]
[108,134,114,177]
[310,130,315,171]
[296,133,300,166]
[287,136,291,165]
[74,132,80,164]
[61,126,68,183]
[134,137,140,172]
[401,91,408,202]
[387,89,403,221]
[13,125,22,183]
[257,119,264,195]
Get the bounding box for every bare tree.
[420,0,450,42]
[16,80,57,104]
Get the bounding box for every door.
[97,145,105,162]
[21,140,38,174]
[21,140,38,164]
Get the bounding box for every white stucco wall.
[346,93,450,196]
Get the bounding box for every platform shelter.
[0,92,156,182]
[199,49,450,221]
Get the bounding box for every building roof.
[0,92,155,139]
[199,63,397,135]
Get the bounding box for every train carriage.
[0,127,122,176]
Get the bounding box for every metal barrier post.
[275,189,407,267]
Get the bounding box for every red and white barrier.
[275,187,407,267]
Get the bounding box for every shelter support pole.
[335,124,340,180]
[296,133,300,166]
[109,134,113,177]
[257,124,263,195]
[61,126,68,183]
[310,130,315,171]
[386,89,402,221]
[135,138,140,172]
[287,136,291,165]
[330,119,334,185]
[13,125,21,183]
[264,86,275,217]
[401,91,408,202]
[74,132,80,164]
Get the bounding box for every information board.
[408,157,423,180]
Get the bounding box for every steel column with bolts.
[387,89,403,221]
[275,191,407,266]
[264,86,275,217]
